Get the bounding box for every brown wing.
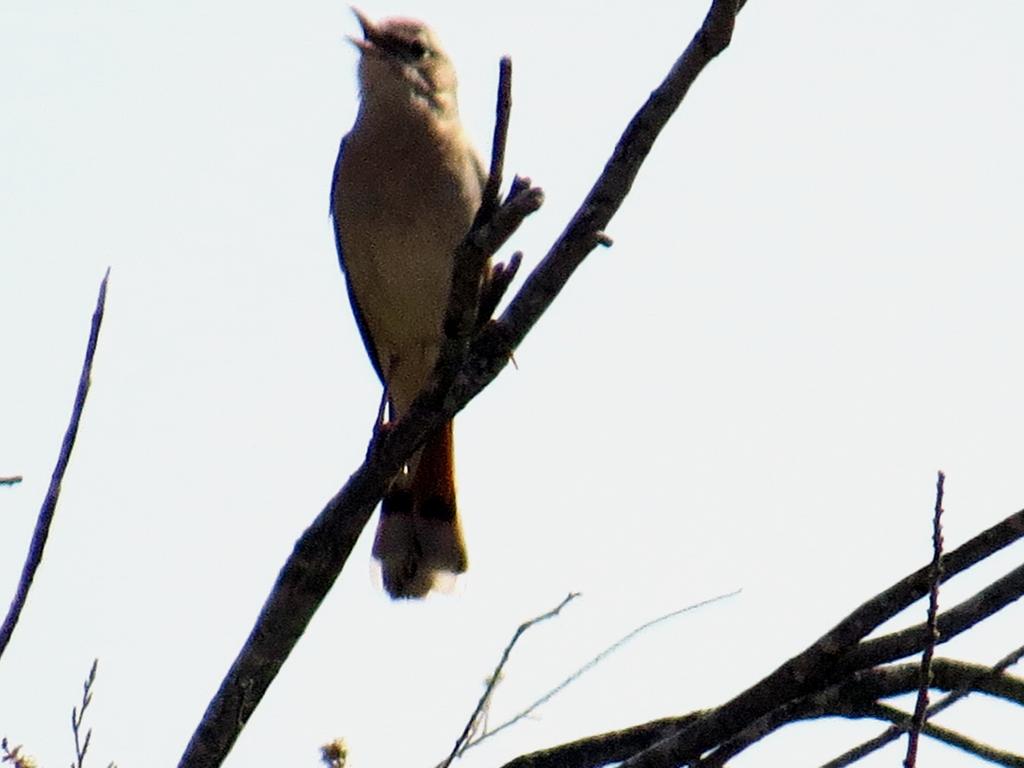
[330,133,385,385]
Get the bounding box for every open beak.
[348,7,378,54]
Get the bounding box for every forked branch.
[178,0,747,763]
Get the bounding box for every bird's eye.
[406,40,428,59]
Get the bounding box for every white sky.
[2,1,1023,766]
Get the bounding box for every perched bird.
[330,9,486,598]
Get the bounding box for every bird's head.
[349,8,459,118]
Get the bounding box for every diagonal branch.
[490,0,744,355]
[453,591,740,767]
[0,270,110,661]
[822,643,1024,767]
[441,593,579,768]
[838,560,1024,673]
[611,504,1024,768]
[177,56,537,768]
[177,82,536,766]
[695,659,1024,768]
[179,0,750,762]
[859,702,1024,768]
[525,501,1024,768]
[501,715,707,768]
[512,658,1024,768]
[478,590,740,752]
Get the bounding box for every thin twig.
[927,644,1024,717]
[618,499,1024,768]
[0,271,110,660]
[821,643,1024,768]
[72,659,99,768]
[440,593,580,768]
[868,702,1024,767]
[501,714,708,768]
[443,56,529,360]
[695,656,1024,768]
[490,0,742,354]
[473,66,529,328]
[454,592,736,767]
[477,251,523,328]
[838,559,1024,673]
[0,476,23,486]
[477,56,513,224]
[904,470,945,767]
[472,589,741,754]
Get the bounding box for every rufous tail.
[372,420,467,598]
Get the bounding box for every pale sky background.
[2,1,1023,766]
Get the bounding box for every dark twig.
[905,470,945,767]
[0,271,109,661]
[838,559,1024,674]
[695,658,1024,768]
[70,659,102,768]
[515,678,1021,768]
[822,643,1024,768]
[438,176,541,398]
[473,589,740,753]
[440,593,579,768]
[0,476,23,486]
[477,251,523,327]
[925,643,1024,718]
[448,593,737,767]
[448,56,530,354]
[489,0,743,355]
[612,502,1024,768]
[477,56,513,224]
[501,715,707,768]
[866,702,1024,767]
[498,502,1024,768]
[3,662,117,768]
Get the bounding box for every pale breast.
[335,115,484,410]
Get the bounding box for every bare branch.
[926,644,1024,717]
[477,251,523,327]
[904,470,945,767]
[502,715,707,768]
[865,702,1024,767]
[177,0,749,762]
[696,658,1024,768]
[605,500,1024,768]
[473,590,740,754]
[441,593,579,768]
[822,644,1024,767]
[476,56,513,225]
[839,560,1024,673]
[489,0,743,354]
[441,57,533,368]
[71,659,100,768]
[443,593,734,768]
[0,270,110,660]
